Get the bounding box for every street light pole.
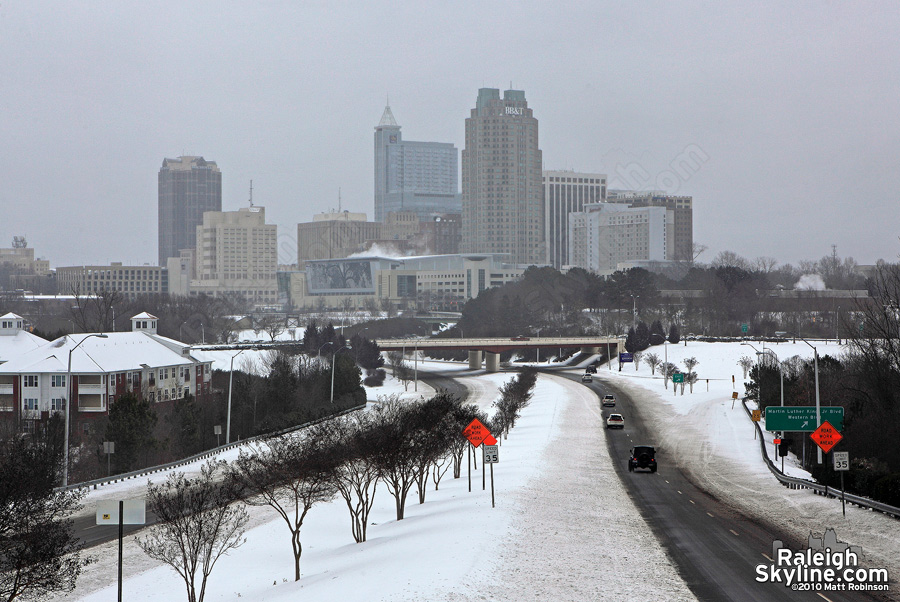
[630,294,639,328]
[64,333,108,487]
[792,333,823,464]
[226,347,257,445]
[331,345,351,404]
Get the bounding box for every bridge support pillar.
[468,350,482,370]
[485,351,500,373]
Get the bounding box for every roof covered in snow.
[0,331,205,374]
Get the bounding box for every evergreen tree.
[635,321,651,351]
[624,326,637,353]
[650,320,666,345]
[668,323,681,344]
[104,393,158,473]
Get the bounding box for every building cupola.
[131,312,159,334]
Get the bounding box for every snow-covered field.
[597,339,900,587]
[59,365,694,602]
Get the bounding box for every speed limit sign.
[483,445,499,463]
[833,451,849,471]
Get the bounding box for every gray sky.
[1,1,898,269]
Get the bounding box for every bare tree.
[229,428,337,581]
[711,250,751,271]
[738,355,754,379]
[327,412,380,543]
[644,352,660,375]
[387,350,413,391]
[633,350,643,371]
[256,314,286,341]
[137,460,248,602]
[369,395,419,520]
[753,256,779,273]
[683,357,699,373]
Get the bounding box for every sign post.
[483,434,499,508]
[463,419,490,494]
[834,451,850,517]
[751,409,761,439]
[103,441,115,477]
[97,499,146,602]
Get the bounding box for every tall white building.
[568,203,673,275]
[168,206,278,304]
[542,170,607,268]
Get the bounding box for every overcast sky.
[2,2,898,269]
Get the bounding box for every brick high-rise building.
[461,88,544,265]
[158,156,222,266]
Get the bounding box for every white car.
[602,394,616,407]
[606,413,625,429]
[581,373,593,383]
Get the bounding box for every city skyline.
[1,3,898,268]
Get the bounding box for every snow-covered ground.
[598,339,900,586]
[58,365,695,602]
[53,340,900,601]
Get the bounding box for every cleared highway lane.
[556,371,880,602]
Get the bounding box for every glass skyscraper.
[158,156,222,266]
[373,104,460,222]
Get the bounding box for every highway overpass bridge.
[374,336,624,372]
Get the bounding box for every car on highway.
[601,394,616,407]
[511,335,531,341]
[628,445,657,472]
[606,413,624,429]
[581,373,593,383]
[585,364,597,373]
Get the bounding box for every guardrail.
[63,404,366,493]
[741,398,900,520]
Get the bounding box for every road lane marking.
[816,594,835,602]
[761,553,773,562]
[729,529,739,536]
[689,500,695,505]
[706,512,714,517]
[677,490,682,495]
[665,480,669,484]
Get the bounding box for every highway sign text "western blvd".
[764,406,844,432]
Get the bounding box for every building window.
[51,398,64,412]
[23,398,38,411]
[51,375,66,388]
[23,375,38,388]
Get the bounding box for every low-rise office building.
[56,263,168,298]
[287,253,525,311]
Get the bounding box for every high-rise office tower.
[461,88,544,265]
[158,156,222,266]
[373,104,460,222]
[543,170,607,268]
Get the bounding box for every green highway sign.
[741,323,749,333]
[672,373,684,383]
[764,406,844,432]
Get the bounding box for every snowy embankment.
[60,368,694,601]
[598,340,900,584]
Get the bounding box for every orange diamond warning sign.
[463,418,490,447]
[810,421,842,454]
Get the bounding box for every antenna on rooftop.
[338,187,342,212]
[249,180,254,207]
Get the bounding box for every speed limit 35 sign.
[833,451,850,471]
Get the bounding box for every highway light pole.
[331,345,351,404]
[64,333,108,487]
[792,333,822,464]
[227,347,257,444]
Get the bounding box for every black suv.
[628,445,657,473]
[585,364,598,374]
